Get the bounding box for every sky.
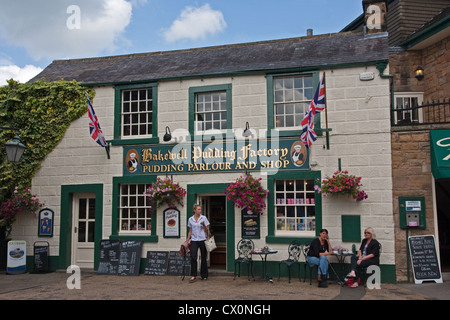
[0,0,364,86]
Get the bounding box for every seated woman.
[348,227,380,287]
[306,229,332,286]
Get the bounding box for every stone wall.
[391,130,435,281]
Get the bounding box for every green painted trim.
[186,183,235,272]
[60,184,103,270]
[112,82,158,146]
[400,15,450,50]
[266,72,324,137]
[111,175,158,242]
[266,170,322,243]
[188,84,232,137]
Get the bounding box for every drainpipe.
[376,61,395,126]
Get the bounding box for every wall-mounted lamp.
[163,126,172,142]
[1,127,27,162]
[415,66,424,81]
[242,122,253,138]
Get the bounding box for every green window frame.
[112,82,159,145]
[188,84,232,139]
[266,72,324,137]
[266,170,322,244]
[111,176,158,242]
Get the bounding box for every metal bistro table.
[252,249,278,283]
[330,252,354,285]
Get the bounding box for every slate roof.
[31,31,388,85]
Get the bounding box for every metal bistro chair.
[302,241,319,285]
[278,241,302,283]
[233,239,255,281]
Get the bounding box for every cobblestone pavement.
[0,270,442,301]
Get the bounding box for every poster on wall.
[164,208,180,238]
[242,208,260,238]
[38,208,54,237]
[7,240,27,274]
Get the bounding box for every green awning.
[430,130,450,180]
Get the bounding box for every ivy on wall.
[0,79,95,200]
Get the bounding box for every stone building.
[345,0,450,281]
[9,3,399,281]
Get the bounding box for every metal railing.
[392,99,450,126]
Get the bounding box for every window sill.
[110,234,158,242]
[110,137,160,146]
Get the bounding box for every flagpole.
[323,72,330,150]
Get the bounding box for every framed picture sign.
[163,208,180,238]
[38,208,54,237]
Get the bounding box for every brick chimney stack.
[362,0,388,35]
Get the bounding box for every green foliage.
[0,79,94,200]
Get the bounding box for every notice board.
[167,251,191,276]
[408,235,442,284]
[33,242,49,273]
[98,239,121,275]
[117,240,142,276]
[144,251,169,275]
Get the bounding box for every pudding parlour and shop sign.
[124,137,310,176]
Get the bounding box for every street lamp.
[0,127,27,162]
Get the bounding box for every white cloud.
[0,64,43,86]
[163,4,227,43]
[0,0,133,61]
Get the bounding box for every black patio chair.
[233,239,255,281]
[302,241,319,285]
[278,240,302,283]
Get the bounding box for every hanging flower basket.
[315,170,368,202]
[144,178,186,214]
[0,186,43,237]
[225,173,269,215]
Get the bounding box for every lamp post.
[0,126,27,162]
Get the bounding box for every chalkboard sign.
[167,251,191,276]
[33,242,49,273]
[118,240,142,276]
[98,239,120,275]
[144,251,169,275]
[408,235,443,284]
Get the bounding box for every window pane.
[275,179,316,234]
[273,75,313,128]
[120,183,152,233]
[195,90,227,133]
[121,88,153,137]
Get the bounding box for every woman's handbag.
[205,233,217,252]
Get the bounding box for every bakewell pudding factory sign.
[124,137,309,176]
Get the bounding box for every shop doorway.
[198,195,226,270]
[71,193,96,269]
[435,179,450,272]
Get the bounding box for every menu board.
[167,251,191,276]
[408,235,442,284]
[117,240,142,276]
[144,251,169,275]
[98,239,120,275]
[33,243,49,273]
[242,208,260,238]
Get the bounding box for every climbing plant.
[0,79,94,201]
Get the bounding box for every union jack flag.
[86,92,107,147]
[300,74,326,148]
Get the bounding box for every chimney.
[307,29,313,36]
[362,0,388,35]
